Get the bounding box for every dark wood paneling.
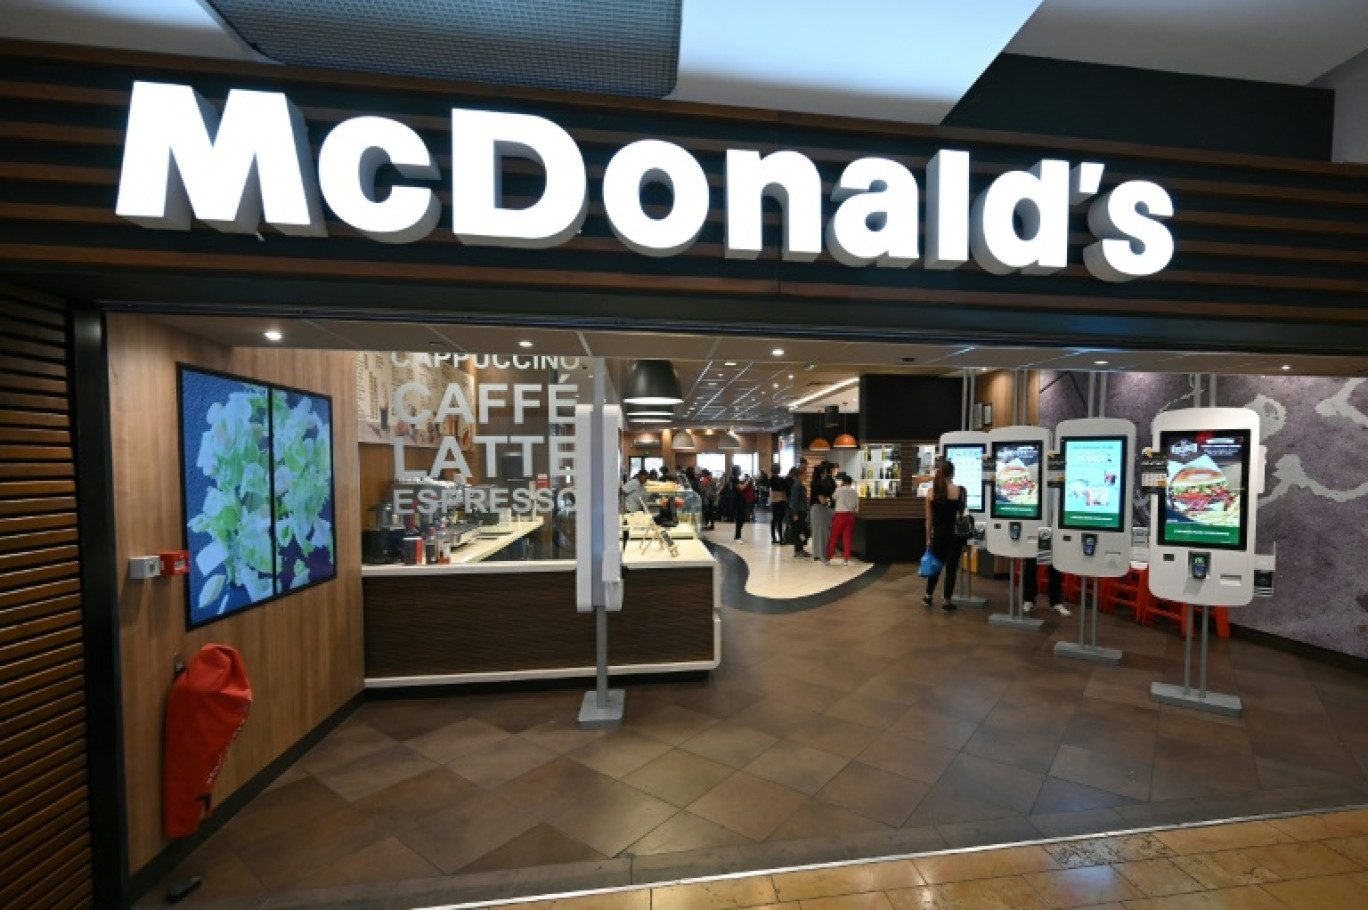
[0,288,92,907]
[364,568,714,678]
[0,40,1366,354]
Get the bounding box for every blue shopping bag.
[919,547,943,578]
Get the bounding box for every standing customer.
[922,460,967,612]
[732,467,754,542]
[787,465,811,558]
[827,474,859,565]
[768,462,788,544]
[809,464,836,564]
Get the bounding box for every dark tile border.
[707,542,891,615]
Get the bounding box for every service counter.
[362,536,719,687]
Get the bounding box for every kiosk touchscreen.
[1148,408,1262,606]
[938,431,988,517]
[1052,418,1134,578]
[985,426,1051,559]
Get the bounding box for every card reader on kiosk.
[1189,551,1211,581]
[1051,418,1135,579]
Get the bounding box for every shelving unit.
[855,443,901,499]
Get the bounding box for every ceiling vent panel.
[206,0,682,96]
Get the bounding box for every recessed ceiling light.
[263,330,282,342]
[1094,360,1109,366]
[772,383,779,388]
[518,340,533,348]
[772,348,784,357]
[724,361,737,366]
[787,374,794,380]
[1281,364,1292,371]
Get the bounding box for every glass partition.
[357,350,589,567]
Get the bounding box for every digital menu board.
[1158,429,1251,550]
[180,366,337,630]
[991,441,1042,520]
[943,444,985,513]
[1059,436,1127,532]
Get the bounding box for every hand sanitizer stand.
[575,375,626,729]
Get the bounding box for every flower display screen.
[179,366,336,629]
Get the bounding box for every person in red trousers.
[827,473,859,565]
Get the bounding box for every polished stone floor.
[137,526,1368,909]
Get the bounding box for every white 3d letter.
[1083,181,1175,282]
[602,140,709,257]
[318,116,439,244]
[450,108,587,248]
[925,150,970,269]
[725,150,822,261]
[115,81,324,235]
[825,158,918,267]
[970,159,1070,275]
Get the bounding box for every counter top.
[363,533,716,576]
[362,516,547,576]
[623,536,714,569]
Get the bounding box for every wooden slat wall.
[0,287,94,909]
[108,314,363,874]
[0,40,1366,354]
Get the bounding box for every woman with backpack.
[922,459,970,612]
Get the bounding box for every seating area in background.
[1024,563,1231,638]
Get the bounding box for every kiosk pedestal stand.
[989,558,1044,630]
[951,544,987,609]
[1054,577,1122,665]
[578,606,626,728]
[1150,604,1241,716]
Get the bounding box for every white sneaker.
[1052,603,1072,616]
[842,559,850,567]
[1021,600,1034,614]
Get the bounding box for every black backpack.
[953,487,975,538]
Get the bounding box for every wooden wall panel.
[107,314,363,873]
[0,286,93,908]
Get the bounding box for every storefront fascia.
[2,38,1367,907]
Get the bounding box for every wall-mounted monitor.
[1058,435,1128,532]
[990,440,1042,520]
[1157,429,1251,551]
[179,366,336,630]
[943,443,985,513]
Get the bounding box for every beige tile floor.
[472,807,1368,910]
[706,513,873,598]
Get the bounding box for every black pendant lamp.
[823,405,841,427]
[623,360,684,406]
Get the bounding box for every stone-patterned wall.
[1039,371,1368,660]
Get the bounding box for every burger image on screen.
[1168,464,1236,522]
[997,460,1036,503]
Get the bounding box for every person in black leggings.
[768,462,788,543]
[921,459,966,612]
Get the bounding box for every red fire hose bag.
[163,644,253,838]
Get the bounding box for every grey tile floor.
[137,546,1368,910]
